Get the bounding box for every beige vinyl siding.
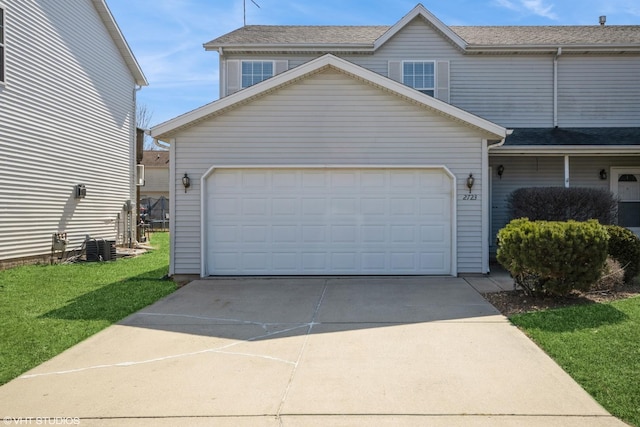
[173,69,490,274]
[0,0,136,260]
[558,56,640,127]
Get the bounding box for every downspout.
[132,85,143,245]
[218,47,225,97]
[487,129,513,151]
[553,47,562,128]
[485,130,513,274]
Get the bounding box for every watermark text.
[3,418,80,425]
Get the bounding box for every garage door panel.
[391,198,417,215]
[421,225,446,243]
[207,168,452,275]
[272,198,297,215]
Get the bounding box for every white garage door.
[205,168,453,275]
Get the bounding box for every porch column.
[564,155,570,188]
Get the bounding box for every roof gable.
[203,4,640,54]
[150,54,506,141]
[92,0,148,86]
[374,4,467,51]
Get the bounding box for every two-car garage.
[151,55,508,277]
[203,167,455,275]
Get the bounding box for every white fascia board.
[491,145,640,156]
[92,0,148,86]
[204,44,374,53]
[466,44,640,54]
[151,54,506,141]
[374,4,467,52]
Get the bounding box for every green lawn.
[511,296,640,427]
[0,232,176,385]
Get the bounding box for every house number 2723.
[462,194,478,201]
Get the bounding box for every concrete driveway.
[0,277,626,426]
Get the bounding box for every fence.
[140,196,170,230]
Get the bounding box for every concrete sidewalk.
[0,277,626,426]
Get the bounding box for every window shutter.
[388,61,402,83]
[436,61,450,103]
[274,60,288,75]
[226,60,240,96]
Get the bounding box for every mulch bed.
[483,283,640,317]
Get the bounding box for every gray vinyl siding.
[489,155,640,254]
[220,18,638,129]
[558,56,640,127]
[453,56,554,127]
[0,0,136,261]
[173,69,490,274]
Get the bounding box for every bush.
[507,187,617,224]
[497,218,609,296]
[605,225,640,283]
[591,257,625,292]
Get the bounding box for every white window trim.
[402,60,436,95]
[0,1,5,85]
[241,60,276,89]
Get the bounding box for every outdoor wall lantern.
[497,165,505,179]
[466,173,475,193]
[599,169,608,180]
[182,173,191,193]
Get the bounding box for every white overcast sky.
[105,0,640,127]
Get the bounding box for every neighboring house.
[0,0,147,268]
[151,4,639,278]
[140,151,170,201]
[139,150,170,228]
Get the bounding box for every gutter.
[487,129,513,150]
[489,145,640,156]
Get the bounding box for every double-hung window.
[403,61,435,96]
[241,61,274,89]
[0,4,5,83]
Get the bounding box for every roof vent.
[599,15,606,26]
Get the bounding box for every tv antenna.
[244,0,261,26]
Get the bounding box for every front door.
[611,168,640,235]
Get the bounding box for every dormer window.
[242,61,274,89]
[403,61,435,96]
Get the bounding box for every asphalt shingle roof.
[206,25,640,48]
[141,151,170,167]
[504,128,640,146]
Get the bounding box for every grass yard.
[0,232,176,385]
[511,296,640,427]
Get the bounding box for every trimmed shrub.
[497,218,609,296]
[507,187,617,224]
[605,225,640,283]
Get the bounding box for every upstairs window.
[241,61,274,89]
[403,61,435,96]
[0,5,5,83]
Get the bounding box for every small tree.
[136,104,160,151]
